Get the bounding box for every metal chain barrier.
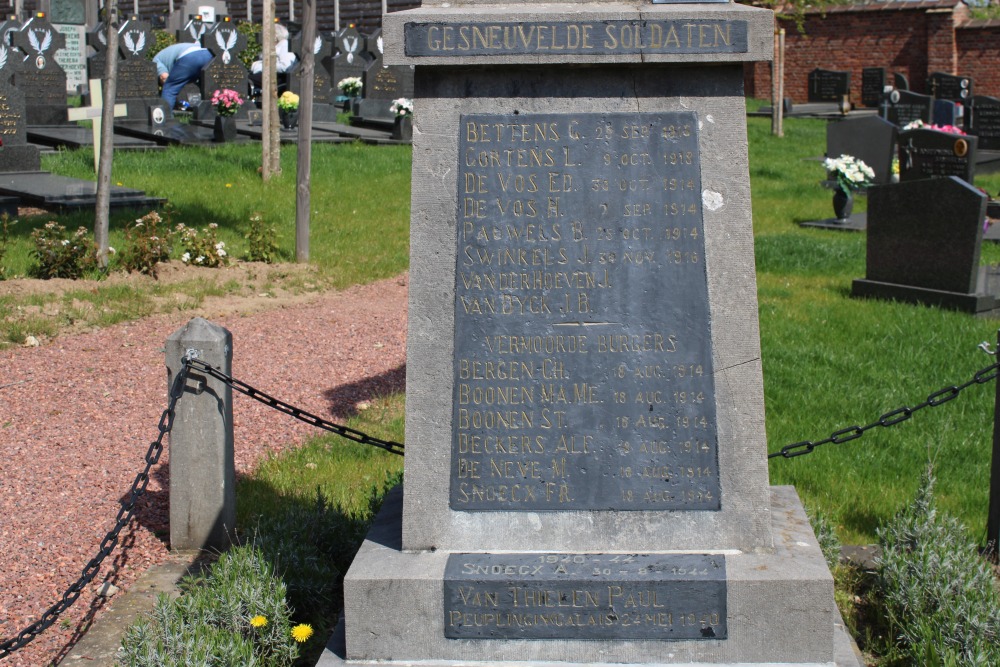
[0,361,190,660]
[185,358,405,456]
[770,360,1000,459]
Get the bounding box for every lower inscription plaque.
[444,553,727,640]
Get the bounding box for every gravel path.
[0,274,408,666]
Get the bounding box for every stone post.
[165,318,235,552]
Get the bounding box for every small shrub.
[116,544,299,667]
[0,213,14,279]
[30,221,98,279]
[147,29,176,62]
[237,21,262,71]
[175,223,229,268]
[118,211,173,277]
[806,506,842,571]
[871,467,1000,665]
[244,212,280,264]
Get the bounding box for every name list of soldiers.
[452,112,720,511]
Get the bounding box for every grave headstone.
[927,71,972,104]
[198,20,250,120]
[53,22,86,93]
[87,18,160,121]
[11,14,69,125]
[287,30,338,121]
[176,15,209,44]
[893,72,909,90]
[0,37,41,171]
[331,25,368,94]
[861,66,887,108]
[853,176,996,314]
[807,67,850,103]
[0,19,22,81]
[898,127,977,183]
[884,88,933,127]
[355,29,414,125]
[932,99,960,127]
[326,3,861,666]
[827,115,898,186]
[967,96,1000,151]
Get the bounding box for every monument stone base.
[320,486,861,667]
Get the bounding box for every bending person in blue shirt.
[153,42,213,110]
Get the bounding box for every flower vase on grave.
[392,115,413,141]
[279,109,299,130]
[213,116,237,143]
[832,188,853,222]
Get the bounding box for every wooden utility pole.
[294,0,316,262]
[94,1,119,268]
[261,1,280,179]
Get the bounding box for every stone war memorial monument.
[323,0,860,664]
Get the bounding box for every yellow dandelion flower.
[225,183,233,188]
[116,182,123,186]
[291,623,314,643]
[250,615,267,628]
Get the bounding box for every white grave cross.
[67,79,127,173]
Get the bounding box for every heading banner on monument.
[405,20,748,57]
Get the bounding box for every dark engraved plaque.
[445,553,727,640]
[861,67,886,109]
[405,20,748,57]
[452,112,718,511]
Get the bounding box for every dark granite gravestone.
[176,15,209,44]
[354,28,414,125]
[884,88,932,127]
[898,127,977,183]
[826,115,897,186]
[287,30,339,121]
[11,15,69,125]
[893,72,909,90]
[861,67,887,108]
[0,39,41,172]
[927,71,972,104]
[331,26,369,94]
[807,68,850,103]
[932,99,960,127]
[0,18,21,47]
[87,19,160,121]
[198,21,250,120]
[966,96,1000,151]
[852,177,999,314]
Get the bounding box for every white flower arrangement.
[337,76,362,97]
[390,97,413,117]
[823,154,875,193]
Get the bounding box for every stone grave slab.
[27,124,160,150]
[808,67,850,103]
[966,95,1000,151]
[898,127,977,183]
[113,119,218,145]
[0,40,42,172]
[0,171,164,209]
[12,15,70,125]
[852,176,997,314]
[928,71,972,104]
[325,2,861,665]
[861,67,887,108]
[234,120,352,143]
[884,89,932,127]
[826,114,897,185]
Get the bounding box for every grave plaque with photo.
[966,96,1000,151]
[0,38,41,171]
[927,71,972,104]
[11,15,69,125]
[861,67,886,108]
[807,67,850,103]
[898,128,977,183]
[884,88,932,127]
[199,22,249,119]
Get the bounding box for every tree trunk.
[94,1,119,268]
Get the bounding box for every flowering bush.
[903,119,966,135]
[119,211,173,278]
[211,88,244,117]
[390,97,413,117]
[823,154,875,194]
[244,212,280,264]
[175,222,229,268]
[277,91,299,112]
[30,221,98,279]
[337,76,362,97]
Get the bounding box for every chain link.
[0,361,190,660]
[770,361,1000,459]
[185,358,405,456]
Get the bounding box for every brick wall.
[745,0,1000,105]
